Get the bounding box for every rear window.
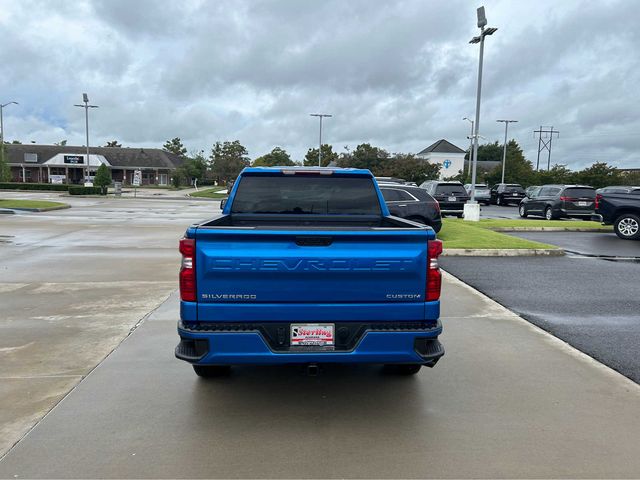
[563,187,595,198]
[504,185,525,193]
[435,184,467,195]
[231,175,382,215]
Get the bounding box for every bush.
[68,186,105,195]
[0,182,69,191]
[93,164,112,194]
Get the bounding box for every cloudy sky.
[0,0,638,169]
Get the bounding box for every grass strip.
[473,219,612,231]
[0,199,68,209]
[190,188,228,199]
[438,219,556,250]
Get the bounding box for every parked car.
[419,181,469,217]
[594,189,640,240]
[176,167,445,377]
[374,176,406,184]
[226,179,235,194]
[378,182,442,232]
[463,183,491,205]
[596,185,640,195]
[490,183,526,206]
[519,184,596,220]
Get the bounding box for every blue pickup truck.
[176,167,444,376]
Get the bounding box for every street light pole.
[310,113,332,167]
[496,119,518,184]
[0,101,19,174]
[463,117,474,177]
[465,7,497,222]
[74,93,98,184]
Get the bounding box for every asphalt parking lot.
[511,230,640,258]
[2,193,640,478]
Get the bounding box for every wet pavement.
[0,193,218,456]
[509,230,640,257]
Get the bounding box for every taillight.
[179,238,196,302]
[434,200,441,214]
[560,196,577,202]
[426,239,443,302]
[595,193,602,209]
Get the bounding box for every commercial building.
[416,139,466,179]
[4,144,185,185]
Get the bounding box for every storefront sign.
[64,155,84,164]
[50,175,66,184]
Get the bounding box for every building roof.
[417,139,466,155]
[4,144,185,169]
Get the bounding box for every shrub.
[93,164,112,194]
[0,182,69,191]
[68,186,105,195]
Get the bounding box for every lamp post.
[464,6,497,222]
[496,119,518,184]
[0,101,19,174]
[309,113,332,166]
[463,117,474,178]
[74,93,99,184]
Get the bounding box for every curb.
[492,227,611,233]
[6,204,71,212]
[0,208,16,215]
[442,248,564,257]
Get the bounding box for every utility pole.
[534,126,559,171]
[463,117,474,178]
[496,119,518,183]
[0,101,19,174]
[309,113,331,166]
[74,93,99,184]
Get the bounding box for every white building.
[416,139,466,180]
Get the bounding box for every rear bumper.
[176,320,443,367]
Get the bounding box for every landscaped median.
[437,219,612,256]
[0,199,70,212]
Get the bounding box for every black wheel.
[545,207,556,221]
[455,213,463,218]
[614,214,640,240]
[193,365,231,377]
[384,364,422,375]
[496,195,502,206]
[519,204,528,218]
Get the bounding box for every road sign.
[133,170,142,187]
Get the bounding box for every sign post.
[133,170,142,198]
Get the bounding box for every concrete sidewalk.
[1,276,639,478]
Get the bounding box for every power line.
[534,126,559,171]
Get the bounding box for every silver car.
[464,183,491,205]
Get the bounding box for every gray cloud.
[0,0,638,168]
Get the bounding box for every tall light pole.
[463,117,474,177]
[468,7,497,208]
[309,113,331,166]
[496,119,518,183]
[0,101,19,172]
[74,93,99,184]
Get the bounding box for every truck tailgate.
[194,228,429,320]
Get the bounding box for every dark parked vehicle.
[595,189,640,240]
[463,183,491,205]
[490,183,526,206]
[226,179,235,195]
[420,181,469,217]
[525,186,541,199]
[519,185,596,220]
[378,182,442,232]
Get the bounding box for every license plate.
[291,324,334,346]
[578,201,588,207]
[448,196,456,201]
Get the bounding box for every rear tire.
[193,365,231,377]
[519,204,528,218]
[545,207,556,221]
[456,213,464,218]
[384,364,422,375]
[614,214,640,240]
[496,195,502,206]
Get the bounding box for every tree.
[163,137,187,157]
[93,164,112,194]
[304,144,339,167]
[54,140,67,146]
[574,162,622,189]
[338,143,389,172]
[210,140,251,183]
[104,140,122,147]
[253,147,295,167]
[532,164,575,186]
[383,154,441,184]
[0,153,10,181]
[484,140,535,186]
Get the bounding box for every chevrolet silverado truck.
[175,167,444,376]
[595,189,640,240]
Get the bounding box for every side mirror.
[220,199,227,210]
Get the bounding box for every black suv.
[519,184,596,220]
[378,183,442,232]
[490,183,526,206]
[419,181,469,217]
